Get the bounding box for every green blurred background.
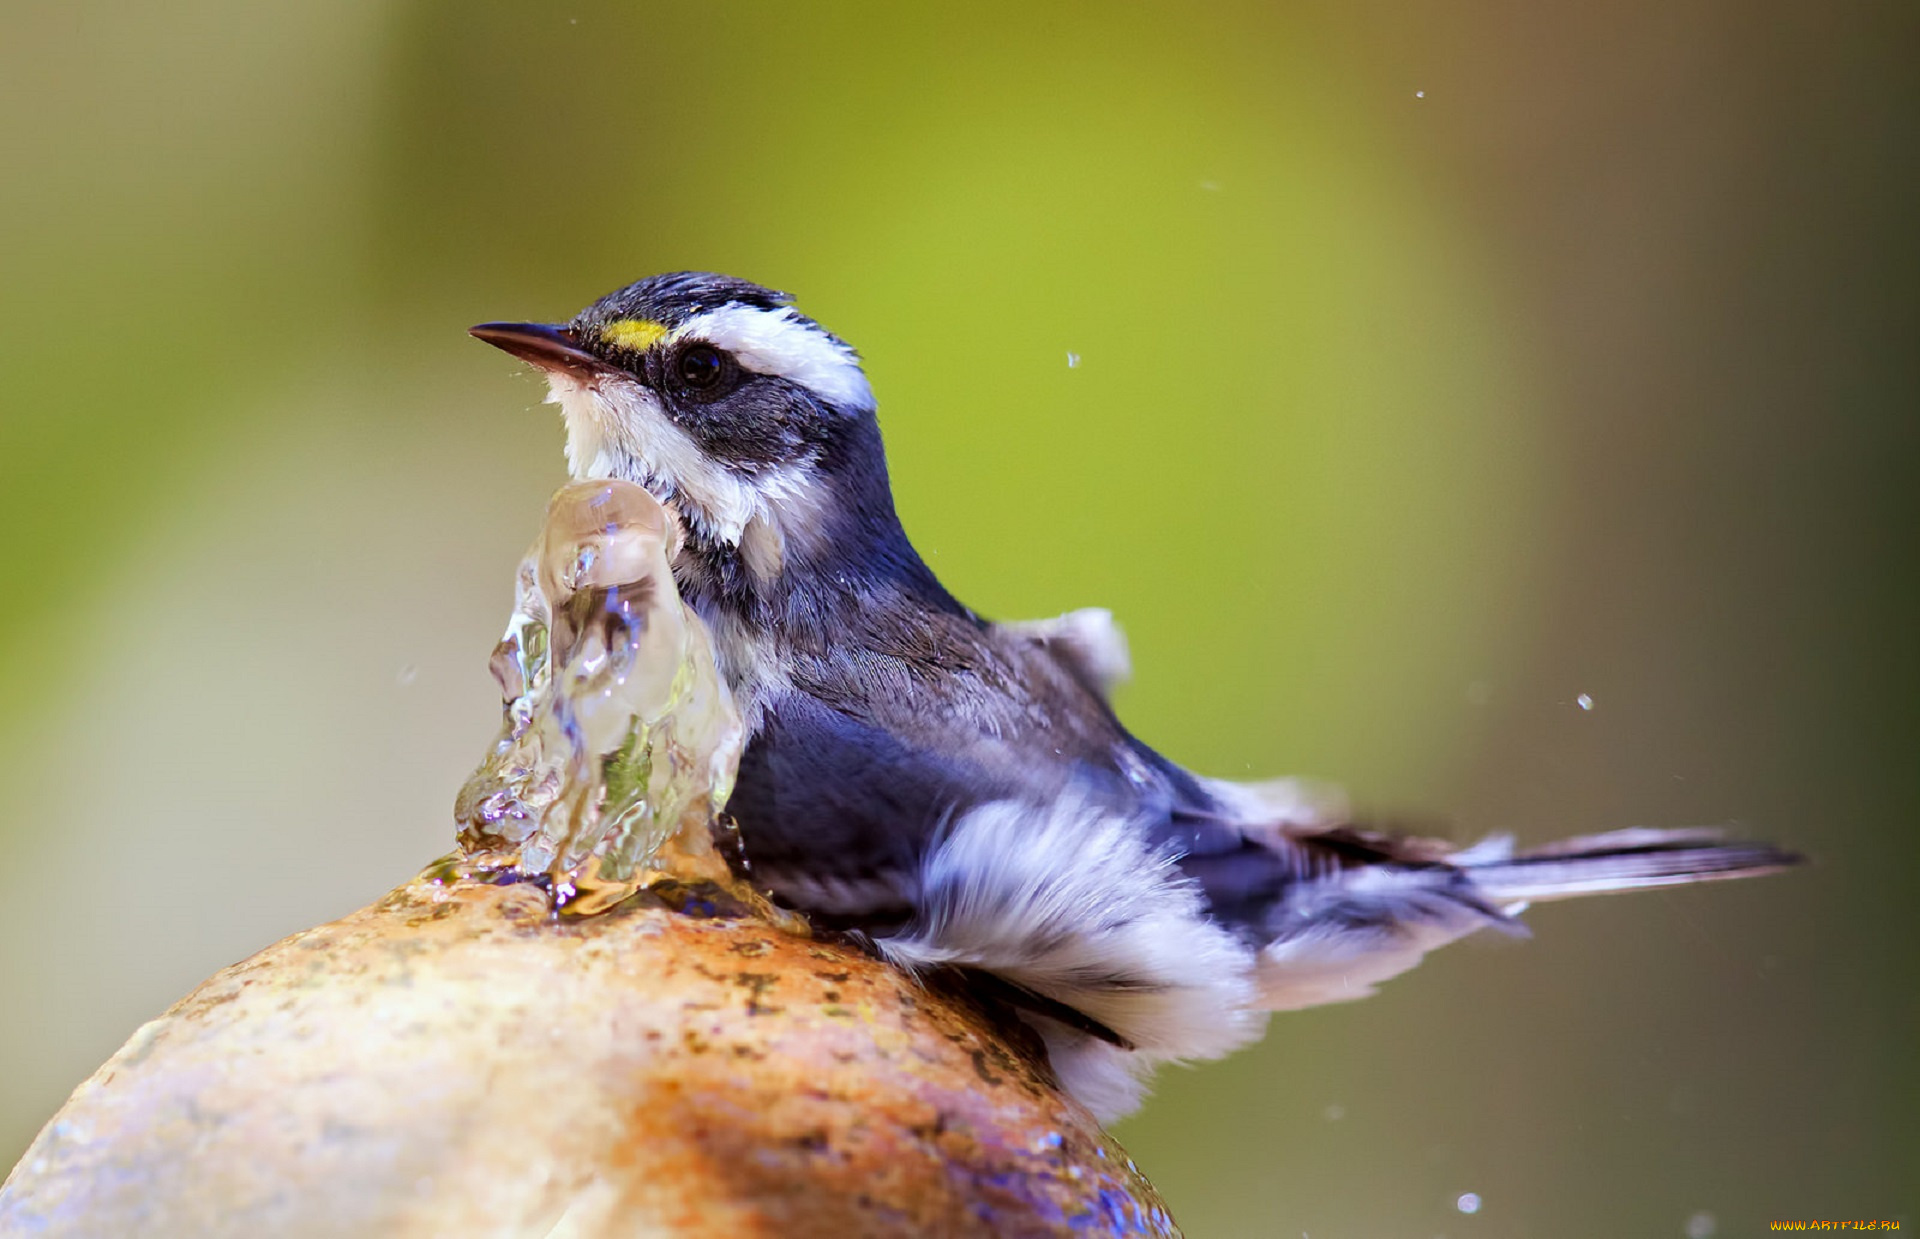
[1,2,1913,1234]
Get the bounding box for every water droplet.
[1576,692,1594,710]
[1323,1103,1346,1121]
[1066,352,1081,368]
[1685,1211,1717,1239]
[568,543,598,590]
[396,663,419,687]
[1415,90,1426,98]
[1199,179,1222,192]
[1455,1192,1482,1215]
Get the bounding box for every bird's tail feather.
[1249,825,1799,1013]
[1460,827,1802,905]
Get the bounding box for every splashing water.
[452,480,744,911]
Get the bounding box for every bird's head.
[472,273,884,584]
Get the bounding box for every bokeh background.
[2,2,1913,1235]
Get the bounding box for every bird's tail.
[1247,824,1800,1013]
[1458,827,1803,906]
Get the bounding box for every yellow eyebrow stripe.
[598,318,670,352]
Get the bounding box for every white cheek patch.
[546,373,834,569]
[548,377,759,544]
[675,305,875,413]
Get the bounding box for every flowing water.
[453,480,744,912]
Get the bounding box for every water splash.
[452,480,744,912]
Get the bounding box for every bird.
[470,272,1798,1121]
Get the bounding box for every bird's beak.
[469,322,607,377]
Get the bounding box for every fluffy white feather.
[998,608,1133,699]
[1255,870,1515,1011]
[878,794,1264,1120]
[1030,1024,1158,1125]
[1201,775,1352,833]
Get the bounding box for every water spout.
[452,479,744,912]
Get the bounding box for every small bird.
[472,273,1797,1121]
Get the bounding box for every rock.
[0,866,1177,1238]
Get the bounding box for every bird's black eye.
[674,343,727,391]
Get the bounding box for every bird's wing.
[729,685,992,927]
[733,613,1149,925]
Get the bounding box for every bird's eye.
[674,344,727,390]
